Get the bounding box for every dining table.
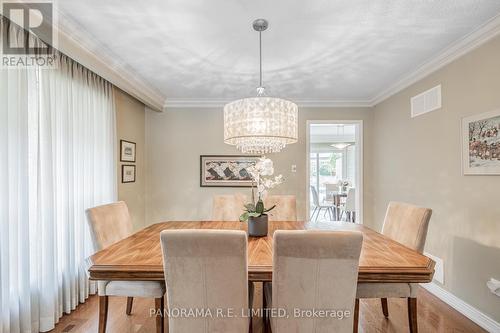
[87,220,435,284]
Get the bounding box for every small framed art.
[120,140,136,162]
[122,165,136,183]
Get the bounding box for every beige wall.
[371,35,500,321]
[145,107,373,223]
[115,88,146,230]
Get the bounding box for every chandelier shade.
[224,96,298,154]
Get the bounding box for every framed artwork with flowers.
[462,109,500,175]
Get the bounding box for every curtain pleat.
[0,16,117,333]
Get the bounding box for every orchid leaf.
[244,203,256,212]
[263,205,276,213]
[255,200,264,214]
[239,212,249,222]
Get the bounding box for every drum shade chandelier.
[224,19,298,154]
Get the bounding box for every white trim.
[305,120,363,224]
[164,99,373,109]
[53,10,166,112]
[421,282,500,333]
[371,13,500,106]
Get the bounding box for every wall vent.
[411,84,442,118]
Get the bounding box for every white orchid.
[240,157,284,222]
[247,157,283,200]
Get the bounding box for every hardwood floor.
[49,286,486,333]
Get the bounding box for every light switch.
[291,165,297,173]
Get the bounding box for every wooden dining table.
[88,220,434,284]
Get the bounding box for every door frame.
[306,120,364,224]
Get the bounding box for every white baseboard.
[420,282,500,333]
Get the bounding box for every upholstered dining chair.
[354,201,432,333]
[160,230,251,333]
[86,201,166,333]
[212,193,248,221]
[264,230,363,333]
[264,195,297,221]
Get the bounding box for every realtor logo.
[1,1,57,67]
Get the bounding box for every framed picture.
[122,165,136,183]
[462,109,500,175]
[120,140,136,162]
[200,155,260,187]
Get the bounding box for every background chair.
[310,185,335,221]
[263,195,297,221]
[354,202,432,333]
[264,230,363,333]
[212,193,248,221]
[160,230,250,332]
[324,182,339,202]
[339,188,356,222]
[86,201,166,333]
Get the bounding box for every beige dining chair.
[212,193,248,221]
[263,195,297,221]
[354,201,432,333]
[160,229,250,333]
[86,201,166,333]
[264,230,363,333]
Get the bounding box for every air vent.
[411,84,442,118]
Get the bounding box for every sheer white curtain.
[0,18,117,333]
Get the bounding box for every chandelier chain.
[259,30,263,90]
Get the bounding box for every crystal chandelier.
[224,19,298,154]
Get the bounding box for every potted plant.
[339,180,350,192]
[240,157,283,237]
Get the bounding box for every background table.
[88,221,434,283]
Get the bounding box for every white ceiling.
[56,0,500,105]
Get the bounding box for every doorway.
[306,121,363,223]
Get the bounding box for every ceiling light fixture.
[330,143,351,150]
[223,19,298,154]
[330,125,352,150]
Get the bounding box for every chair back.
[324,182,339,201]
[382,201,432,253]
[310,185,320,206]
[344,188,356,212]
[211,193,247,221]
[86,201,133,251]
[271,230,363,332]
[264,195,297,221]
[160,230,249,332]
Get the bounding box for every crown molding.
[53,10,166,112]
[370,13,500,106]
[164,98,373,109]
